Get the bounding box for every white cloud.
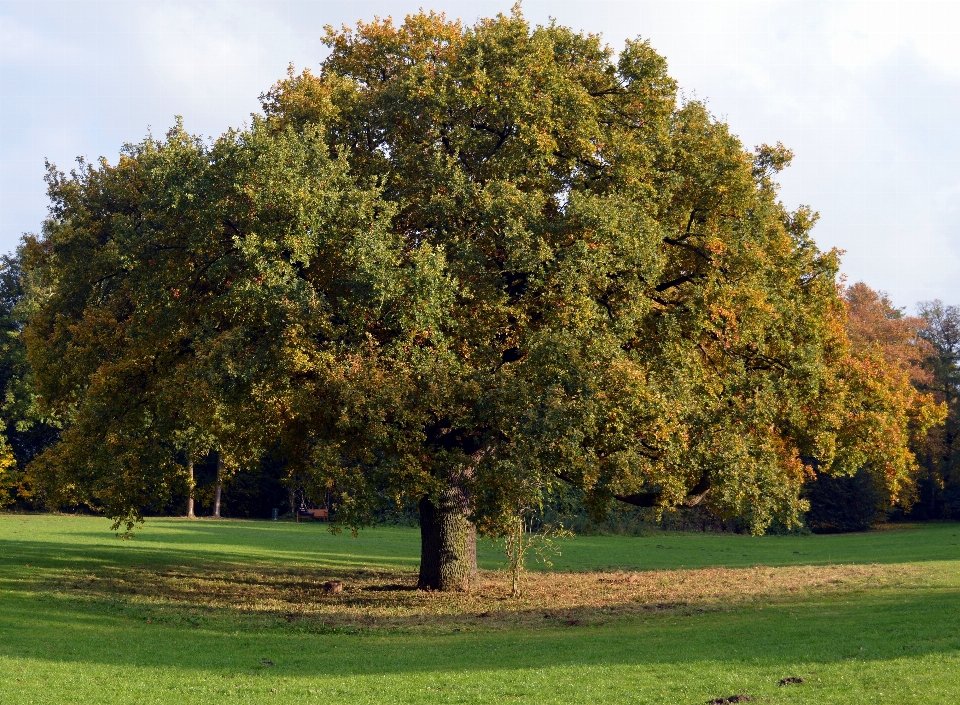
[827,1,960,77]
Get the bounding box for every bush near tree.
[15,10,944,586]
[804,467,880,533]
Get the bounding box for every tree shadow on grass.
[1,547,928,630]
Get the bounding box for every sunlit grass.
[1,514,959,704]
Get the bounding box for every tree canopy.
[20,10,942,587]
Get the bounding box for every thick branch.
[554,470,711,508]
[613,472,711,508]
[655,273,699,292]
[663,236,713,262]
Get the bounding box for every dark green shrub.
[804,467,879,533]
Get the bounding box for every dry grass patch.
[39,560,922,632]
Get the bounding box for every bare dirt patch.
[42,561,920,632]
[779,677,805,686]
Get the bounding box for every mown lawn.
[1,514,959,704]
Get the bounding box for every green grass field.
[1,514,959,704]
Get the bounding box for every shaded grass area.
[1,514,960,703]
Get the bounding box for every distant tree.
[818,283,943,516]
[212,452,224,519]
[845,283,932,387]
[916,300,960,516]
[185,458,195,518]
[0,250,58,507]
[802,282,942,531]
[22,10,940,587]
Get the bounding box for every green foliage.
[260,10,903,535]
[22,118,392,527]
[21,10,935,541]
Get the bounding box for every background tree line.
[804,285,960,532]
[0,11,952,588]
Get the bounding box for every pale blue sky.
[2,1,959,308]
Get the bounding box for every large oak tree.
[23,10,938,588]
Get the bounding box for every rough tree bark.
[417,481,478,591]
[186,458,196,518]
[212,453,223,518]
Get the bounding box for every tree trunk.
[186,459,196,518]
[212,453,223,518]
[927,446,937,515]
[417,487,478,591]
